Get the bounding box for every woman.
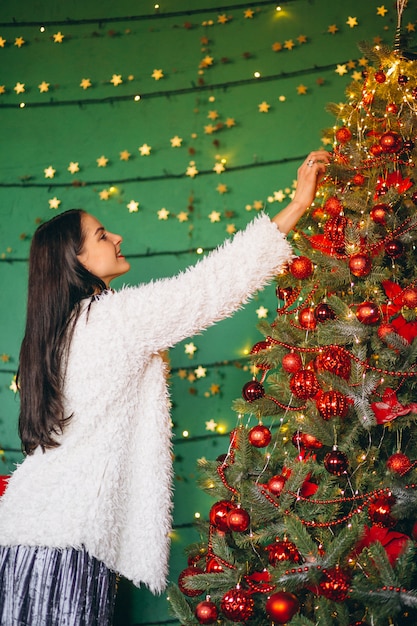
[0,152,329,625]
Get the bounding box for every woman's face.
[77,213,131,286]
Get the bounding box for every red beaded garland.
[318,567,351,602]
[276,286,294,301]
[220,587,254,622]
[289,256,313,279]
[248,424,271,448]
[250,340,271,371]
[195,600,219,625]
[349,253,372,277]
[290,369,320,399]
[265,591,300,624]
[316,390,349,420]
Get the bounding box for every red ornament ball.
[195,600,219,625]
[289,369,320,399]
[335,126,352,144]
[227,507,250,532]
[282,352,302,373]
[386,102,398,114]
[374,70,386,83]
[299,307,317,330]
[380,131,402,153]
[206,557,224,573]
[220,587,254,622]
[178,566,205,597]
[250,340,271,371]
[265,591,300,624]
[209,500,234,532]
[314,302,335,322]
[370,143,383,157]
[368,495,396,528]
[267,474,287,496]
[248,424,271,448]
[242,380,265,402]
[370,203,389,224]
[356,302,380,325]
[401,287,417,309]
[385,239,404,258]
[324,215,349,248]
[318,567,351,602]
[386,452,412,475]
[289,256,313,279]
[324,449,349,475]
[324,196,343,216]
[352,173,365,186]
[315,346,351,380]
[349,253,372,277]
[267,540,301,566]
[316,390,349,420]
[292,431,323,450]
[378,323,396,342]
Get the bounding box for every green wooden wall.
[0,0,416,623]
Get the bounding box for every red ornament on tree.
[267,474,287,496]
[265,591,300,624]
[356,301,380,325]
[401,288,417,309]
[316,390,349,420]
[299,307,317,330]
[378,322,396,343]
[220,587,254,622]
[242,380,265,402]
[227,506,250,532]
[314,303,335,322]
[379,131,402,153]
[370,203,389,224]
[335,126,352,144]
[292,431,323,450]
[352,173,365,186]
[206,557,224,573]
[318,567,351,602]
[248,424,271,448]
[267,539,301,565]
[324,215,349,249]
[250,340,272,371]
[374,69,386,83]
[289,256,313,279]
[276,286,294,301]
[195,600,219,625]
[385,239,404,258]
[178,566,205,597]
[324,196,343,216]
[349,253,372,277]
[209,500,234,531]
[289,369,320,399]
[315,346,351,379]
[324,449,349,475]
[386,102,398,114]
[368,495,397,528]
[386,452,412,474]
[398,74,409,85]
[282,351,302,373]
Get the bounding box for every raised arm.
[271,150,331,234]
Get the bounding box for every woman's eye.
[100,232,107,240]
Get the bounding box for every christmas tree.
[168,36,417,626]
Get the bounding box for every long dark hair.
[18,209,107,455]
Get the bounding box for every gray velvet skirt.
[0,545,117,625]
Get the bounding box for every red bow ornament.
[371,388,417,424]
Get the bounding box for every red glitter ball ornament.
[385,239,404,258]
[316,390,349,420]
[386,452,412,474]
[378,323,396,342]
[386,102,398,114]
[299,307,317,330]
[242,380,265,402]
[267,474,287,496]
[209,500,234,531]
[206,557,224,573]
[370,203,389,224]
[324,449,349,475]
[265,591,300,624]
[289,256,313,279]
[318,567,351,602]
[267,539,301,566]
[324,196,343,216]
[352,173,365,186]
[375,69,386,83]
[315,346,351,380]
[370,143,383,157]
[348,252,372,277]
[282,352,302,373]
[314,302,335,322]
[380,131,403,153]
[368,495,397,528]
[220,587,254,622]
[356,301,380,325]
[335,126,352,144]
[401,288,417,309]
[227,507,250,532]
[178,566,205,597]
[195,600,219,625]
[289,369,320,399]
[248,424,271,448]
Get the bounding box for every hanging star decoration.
[97,156,109,167]
[110,74,123,86]
[200,55,214,68]
[273,190,286,202]
[256,306,269,319]
[151,69,164,80]
[208,211,221,223]
[119,150,131,161]
[14,82,25,94]
[284,39,295,50]
[184,342,197,356]
[68,162,80,174]
[99,189,110,200]
[139,144,151,156]
[0,37,6,47]
[335,64,348,76]
[352,70,363,81]
[127,200,139,213]
[186,162,199,178]
[213,162,225,174]
[244,9,254,18]
[205,419,218,431]
[80,78,92,90]
[376,5,388,16]
[346,16,358,28]
[44,166,56,179]
[158,208,170,220]
[217,14,229,24]
[177,211,189,223]
[258,101,270,112]
[195,366,207,378]
[53,32,64,43]
[327,24,339,34]
[14,37,25,47]
[49,197,61,209]
[170,136,183,147]
[38,81,50,93]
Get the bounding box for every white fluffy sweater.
[0,214,293,593]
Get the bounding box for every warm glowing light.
[40,26,45,32]
[254,71,261,78]
[217,424,227,434]
[182,430,189,438]
[194,512,201,519]
[196,247,204,254]
[276,5,282,10]
[19,102,25,108]
[134,94,141,101]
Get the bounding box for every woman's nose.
[110,231,122,244]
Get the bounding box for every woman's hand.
[271,150,331,234]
